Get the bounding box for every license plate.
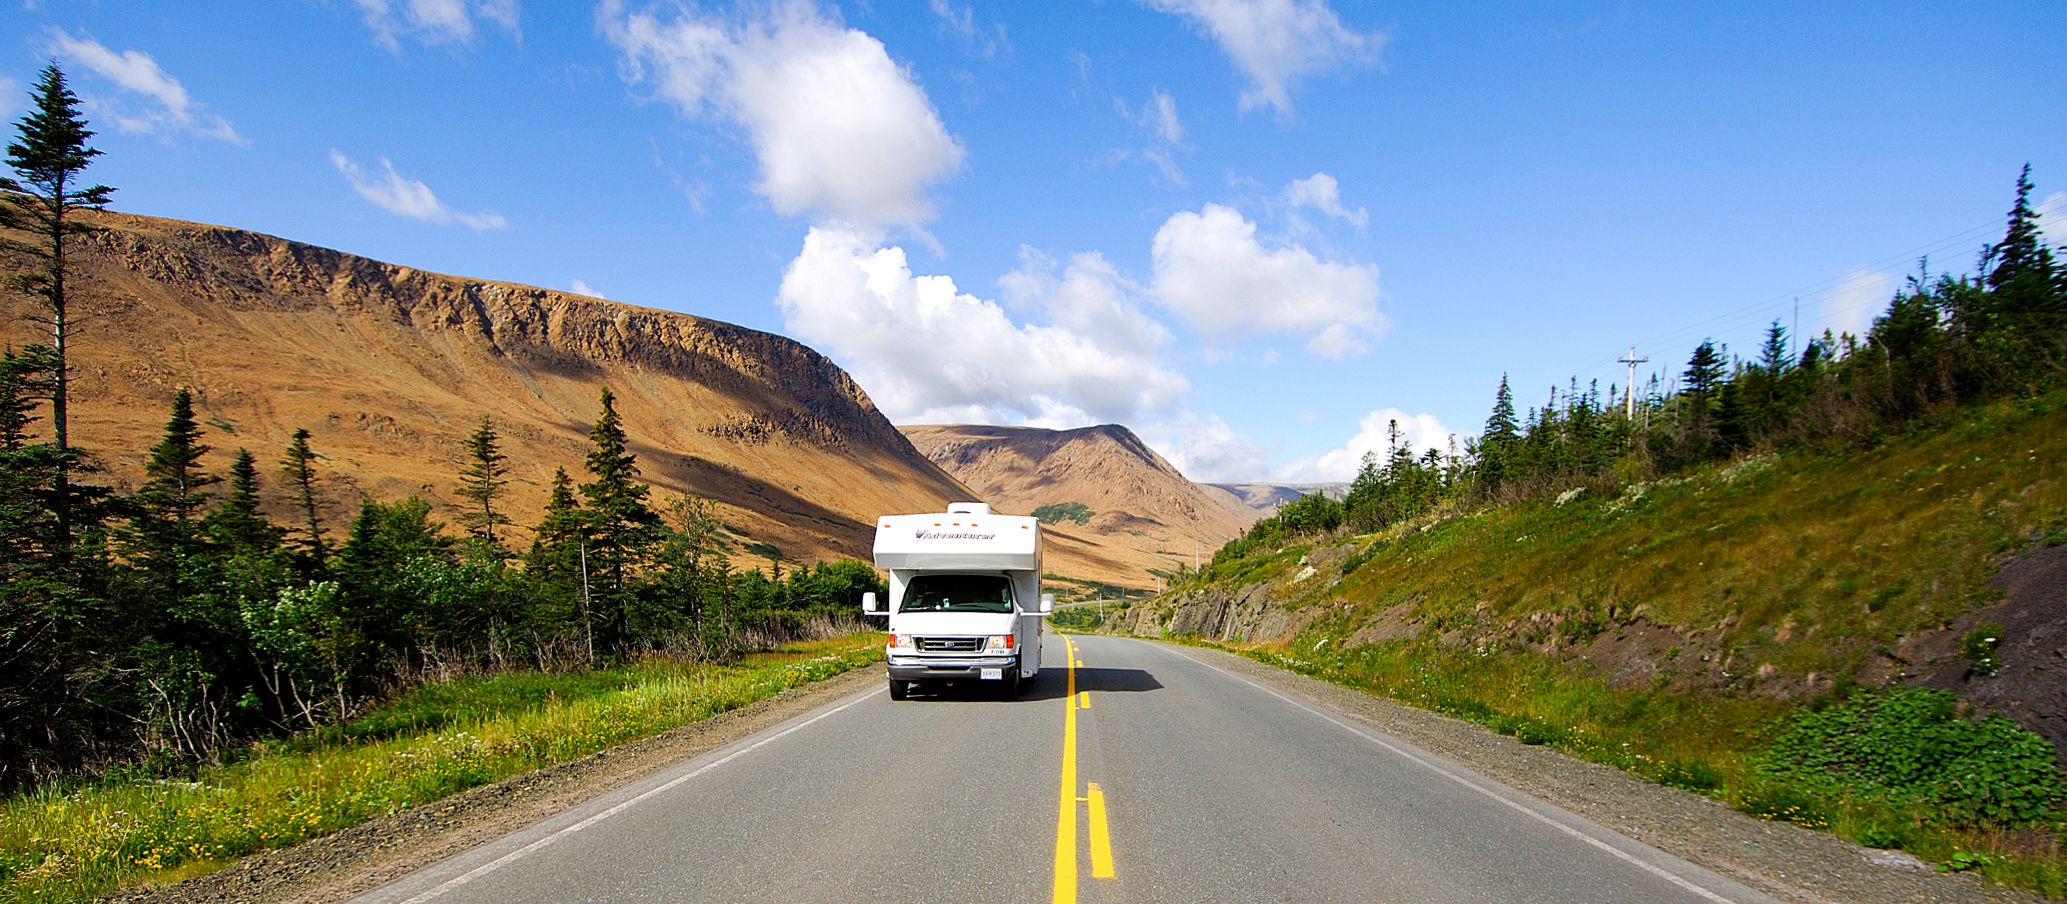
[980,668,1003,680]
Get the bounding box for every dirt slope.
[900,423,1256,589]
[0,209,972,563]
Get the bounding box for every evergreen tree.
[1986,164,2059,307]
[203,448,283,555]
[132,388,219,599]
[1477,374,1520,493]
[279,428,328,569]
[579,387,663,656]
[0,64,114,558]
[454,416,510,559]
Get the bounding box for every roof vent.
[945,502,992,516]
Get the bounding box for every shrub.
[1758,689,2065,828]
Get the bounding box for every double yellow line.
[1053,635,1115,904]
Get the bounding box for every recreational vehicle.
[862,503,1052,699]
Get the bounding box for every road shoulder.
[1144,638,2046,904]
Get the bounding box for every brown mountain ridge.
[2,209,974,566]
[899,423,1258,588]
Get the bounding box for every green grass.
[0,635,885,904]
[1154,391,2067,895]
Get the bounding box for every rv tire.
[888,678,909,700]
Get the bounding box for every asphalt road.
[350,634,1779,904]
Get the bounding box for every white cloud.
[1111,89,1188,184]
[570,279,603,298]
[1272,408,1454,483]
[777,226,1189,427]
[1145,0,1383,116]
[928,0,1008,57]
[1823,266,1894,341]
[1149,202,1382,356]
[1284,172,1366,228]
[2039,192,2067,248]
[999,246,1171,357]
[45,30,243,143]
[330,151,508,230]
[354,0,521,50]
[1141,411,1272,483]
[602,1,964,231]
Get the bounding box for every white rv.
[861,502,1052,699]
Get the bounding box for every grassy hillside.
[1126,391,2067,892]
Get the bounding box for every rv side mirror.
[1039,593,1054,615]
[862,591,884,615]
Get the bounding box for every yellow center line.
[1079,691,1090,709]
[1087,783,1114,878]
[1052,634,1079,904]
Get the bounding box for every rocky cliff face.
[3,210,972,562]
[900,423,1257,588]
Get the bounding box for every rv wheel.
[888,678,909,700]
[1002,666,1021,700]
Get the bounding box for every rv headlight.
[984,634,1014,653]
[890,633,915,651]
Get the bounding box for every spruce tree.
[1477,374,1520,493]
[280,428,328,568]
[1986,164,2059,308]
[203,448,282,554]
[455,416,510,558]
[0,64,115,558]
[578,387,662,656]
[133,388,219,602]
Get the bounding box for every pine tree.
[280,428,327,568]
[0,65,115,559]
[454,416,510,559]
[1986,164,2059,309]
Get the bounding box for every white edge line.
[397,691,874,904]
[1146,640,1744,904]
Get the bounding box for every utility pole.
[1617,346,1649,419]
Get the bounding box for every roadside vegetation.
[1155,168,2067,894]
[0,634,883,904]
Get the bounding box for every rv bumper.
[888,655,1020,681]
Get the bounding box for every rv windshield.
[900,574,1015,613]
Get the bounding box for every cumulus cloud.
[1284,172,1366,228]
[1273,408,1454,483]
[1145,0,1383,116]
[2040,192,2067,248]
[1140,411,1272,483]
[45,30,244,143]
[602,0,964,230]
[1824,266,1895,341]
[354,0,521,50]
[1149,202,1382,357]
[777,226,1189,426]
[999,247,1172,357]
[570,279,604,298]
[330,151,508,230]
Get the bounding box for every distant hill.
[1,209,974,565]
[900,423,1257,589]
[1211,482,1350,514]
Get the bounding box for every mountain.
[1,209,972,565]
[1211,482,1350,514]
[899,423,1257,590]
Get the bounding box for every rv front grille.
[915,636,984,653]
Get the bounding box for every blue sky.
[5,1,2063,483]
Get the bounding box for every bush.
[1757,689,2065,828]
[1031,502,1093,525]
